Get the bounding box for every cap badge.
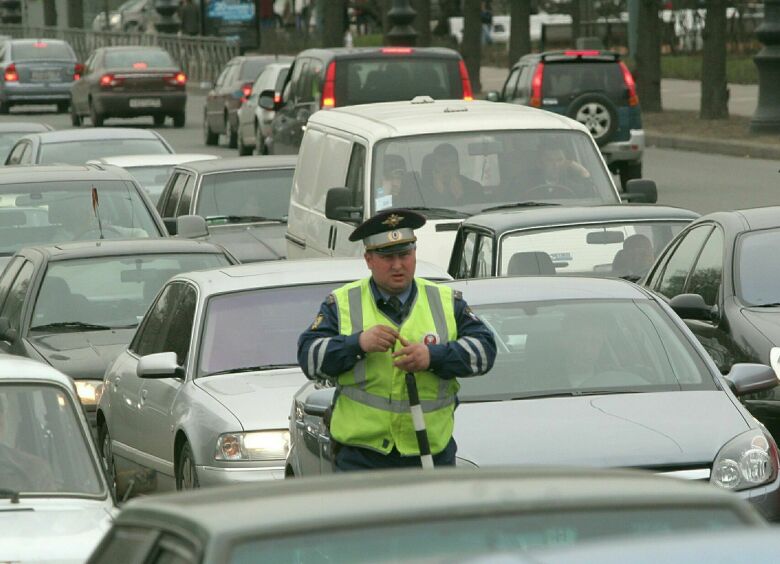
[388,230,402,241]
[382,213,404,228]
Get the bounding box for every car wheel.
[0,100,9,114]
[153,113,165,126]
[619,161,642,191]
[176,441,200,491]
[90,100,104,127]
[227,116,238,149]
[172,111,185,128]
[98,423,118,499]
[203,111,218,145]
[567,93,618,147]
[56,101,69,113]
[70,103,82,127]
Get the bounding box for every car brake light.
[4,63,17,82]
[564,50,601,57]
[99,73,123,88]
[240,81,252,102]
[619,61,639,106]
[458,60,473,101]
[175,72,187,85]
[132,62,148,70]
[530,62,544,107]
[74,63,84,81]
[321,61,336,108]
[381,47,414,54]
[33,41,48,48]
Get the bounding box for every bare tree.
[509,1,532,67]
[412,0,431,46]
[462,0,482,93]
[434,0,460,37]
[322,0,347,48]
[700,0,729,119]
[635,0,662,112]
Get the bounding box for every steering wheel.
[73,225,123,240]
[525,183,578,199]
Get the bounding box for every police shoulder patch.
[310,313,324,330]
[325,293,336,305]
[464,305,479,321]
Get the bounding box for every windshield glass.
[125,165,173,204]
[199,283,339,376]
[737,228,780,306]
[11,41,75,61]
[30,253,228,331]
[41,139,170,164]
[372,131,617,217]
[105,49,174,69]
[500,221,689,280]
[196,168,294,223]
[229,507,744,563]
[0,384,104,497]
[459,299,714,401]
[0,180,160,256]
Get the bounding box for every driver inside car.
[529,141,592,197]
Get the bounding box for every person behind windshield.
[560,311,610,387]
[534,141,591,189]
[376,154,406,211]
[49,194,147,241]
[613,234,654,281]
[428,143,483,207]
[0,395,57,492]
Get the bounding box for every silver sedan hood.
[196,367,308,430]
[456,391,749,468]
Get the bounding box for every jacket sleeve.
[427,293,496,379]
[297,295,365,381]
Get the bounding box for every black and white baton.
[405,372,434,470]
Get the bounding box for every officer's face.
[365,248,416,294]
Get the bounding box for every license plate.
[31,70,60,82]
[129,98,161,108]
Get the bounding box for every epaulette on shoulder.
[326,293,336,305]
[453,290,463,301]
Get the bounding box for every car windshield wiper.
[754,302,780,308]
[206,215,287,223]
[30,321,113,332]
[203,363,298,377]
[481,201,561,212]
[619,274,642,282]
[0,488,20,503]
[401,206,470,219]
[511,389,643,400]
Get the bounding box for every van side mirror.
[325,187,362,224]
[0,316,15,342]
[723,363,778,396]
[622,179,658,204]
[137,352,182,379]
[258,88,280,111]
[485,90,500,102]
[669,293,712,321]
[176,215,209,239]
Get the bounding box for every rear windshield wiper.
[401,206,470,219]
[206,215,286,223]
[30,321,113,332]
[0,488,20,503]
[511,390,642,400]
[481,201,560,212]
[203,363,298,377]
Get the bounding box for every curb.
[646,131,780,161]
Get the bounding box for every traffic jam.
[2,6,780,564]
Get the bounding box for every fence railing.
[0,25,239,84]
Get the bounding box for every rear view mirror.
[622,179,658,204]
[586,230,624,245]
[137,352,182,379]
[176,215,209,239]
[325,187,362,224]
[303,387,336,417]
[258,89,279,111]
[669,293,712,321]
[724,363,778,396]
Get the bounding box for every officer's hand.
[392,336,431,372]
[359,325,400,353]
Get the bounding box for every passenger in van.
[534,141,591,187]
[428,143,483,207]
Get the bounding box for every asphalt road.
[3,92,779,216]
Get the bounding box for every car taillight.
[563,50,601,57]
[321,61,336,108]
[619,61,639,106]
[458,60,473,101]
[381,47,414,54]
[4,63,17,82]
[73,63,84,81]
[530,62,544,107]
[241,81,252,103]
[164,72,187,86]
[99,73,123,88]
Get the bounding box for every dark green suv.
[488,50,643,190]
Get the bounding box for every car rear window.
[105,50,175,69]
[11,41,75,61]
[240,59,270,81]
[41,138,171,164]
[335,56,462,106]
[542,62,625,99]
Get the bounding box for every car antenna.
[91,185,104,240]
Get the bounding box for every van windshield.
[371,130,618,217]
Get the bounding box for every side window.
[312,134,352,212]
[308,62,323,106]
[687,228,724,307]
[292,59,309,103]
[0,260,34,336]
[0,257,24,311]
[275,67,289,92]
[161,284,197,367]
[147,534,197,564]
[90,526,158,564]
[345,143,366,207]
[132,283,179,357]
[515,65,531,99]
[475,235,494,277]
[656,226,712,299]
[162,173,190,218]
[215,65,230,87]
[83,53,95,74]
[293,128,325,207]
[6,143,25,165]
[456,231,478,278]
[18,143,31,164]
[502,67,520,100]
[175,175,195,216]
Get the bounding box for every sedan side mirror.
[258,88,280,111]
[325,187,362,224]
[622,179,658,204]
[723,363,779,396]
[176,215,209,239]
[485,90,500,102]
[0,316,15,342]
[303,387,336,417]
[669,293,712,321]
[137,352,183,379]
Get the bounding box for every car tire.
[227,116,238,149]
[567,93,618,147]
[619,161,642,191]
[90,100,104,127]
[153,113,165,126]
[56,101,69,113]
[172,111,185,128]
[0,100,9,114]
[176,440,200,491]
[98,423,118,499]
[203,111,218,145]
[70,103,82,127]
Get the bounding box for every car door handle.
[140,389,148,401]
[113,376,121,390]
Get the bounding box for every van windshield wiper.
[401,206,470,219]
[203,363,298,377]
[481,201,560,212]
[206,215,287,224]
[511,389,643,400]
[30,321,113,332]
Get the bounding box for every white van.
[285,98,656,269]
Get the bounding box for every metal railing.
[0,25,239,84]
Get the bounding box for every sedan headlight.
[75,380,104,406]
[215,430,290,461]
[711,429,778,491]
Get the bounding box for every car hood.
[196,367,308,429]
[0,499,114,563]
[741,308,780,346]
[208,223,287,262]
[28,329,135,380]
[455,391,749,468]
[414,219,462,270]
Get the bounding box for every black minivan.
[259,46,473,155]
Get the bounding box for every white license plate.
[31,70,60,82]
[129,98,161,108]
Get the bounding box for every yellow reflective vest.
[329,277,458,455]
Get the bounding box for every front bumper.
[601,129,645,164]
[2,82,72,104]
[94,91,186,117]
[197,464,285,486]
[736,471,780,522]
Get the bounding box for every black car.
[643,207,780,440]
[157,155,295,262]
[0,239,235,424]
[70,46,187,127]
[259,46,473,154]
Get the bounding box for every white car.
[97,258,450,498]
[0,356,115,563]
[236,61,292,156]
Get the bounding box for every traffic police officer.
[297,209,496,471]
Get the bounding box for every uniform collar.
[369,278,414,306]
